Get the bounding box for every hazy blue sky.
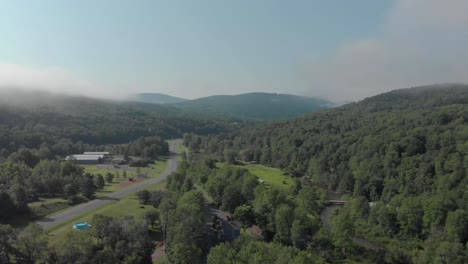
[1,0,467,101]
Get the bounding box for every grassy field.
[221,162,294,192]
[83,157,168,195]
[244,164,294,190]
[25,151,172,224]
[47,181,166,246]
[26,157,170,220]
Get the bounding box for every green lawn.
[82,157,169,195]
[220,162,294,192]
[48,181,166,246]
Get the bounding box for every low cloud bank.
[303,0,468,102]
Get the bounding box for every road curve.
[36,142,179,230]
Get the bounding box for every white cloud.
[0,62,124,99]
[305,0,468,102]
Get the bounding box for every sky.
[0,0,467,102]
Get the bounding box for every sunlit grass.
[219,162,294,192]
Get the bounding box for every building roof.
[221,220,241,231]
[83,152,110,155]
[221,221,241,241]
[66,154,103,161]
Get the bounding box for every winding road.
[36,142,179,230]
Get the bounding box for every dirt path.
[35,142,179,230]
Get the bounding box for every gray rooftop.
[66,154,103,161]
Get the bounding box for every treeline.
[112,136,169,159]
[0,214,154,263]
[0,159,114,222]
[183,85,468,262]
[208,237,325,264]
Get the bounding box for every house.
[220,220,241,242]
[65,154,103,164]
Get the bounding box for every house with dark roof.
[220,220,241,242]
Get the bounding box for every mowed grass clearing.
[243,164,294,191]
[219,162,294,192]
[47,181,166,246]
[82,157,169,195]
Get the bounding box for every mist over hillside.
[133,93,188,104]
[0,89,243,150]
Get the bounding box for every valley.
[3,2,468,262]
[0,85,467,264]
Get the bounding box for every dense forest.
[134,92,332,121]
[157,156,393,263]
[173,92,332,121]
[0,90,243,158]
[0,91,214,224]
[0,85,467,263]
[151,157,327,263]
[184,84,468,263]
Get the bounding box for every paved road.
[36,142,179,230]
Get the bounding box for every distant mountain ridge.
[134,93,188,104]
[133,92,333,120]
[0,90,242,147]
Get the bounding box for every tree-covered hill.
[0,90,242,156]
[174,92,332,120]
[133,92,333,121]
[185,84,468,261]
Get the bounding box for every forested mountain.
[174,93,332,120]
[0,90,242,225]
[133,92,333,120]
[185,84,468,262]
[133,92,188,104]
[0,90,242,157]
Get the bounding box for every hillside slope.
[174,92,332,120]
[185,84,468,259]
[0,90,241,156]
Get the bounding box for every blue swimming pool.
[73,222,90,230]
